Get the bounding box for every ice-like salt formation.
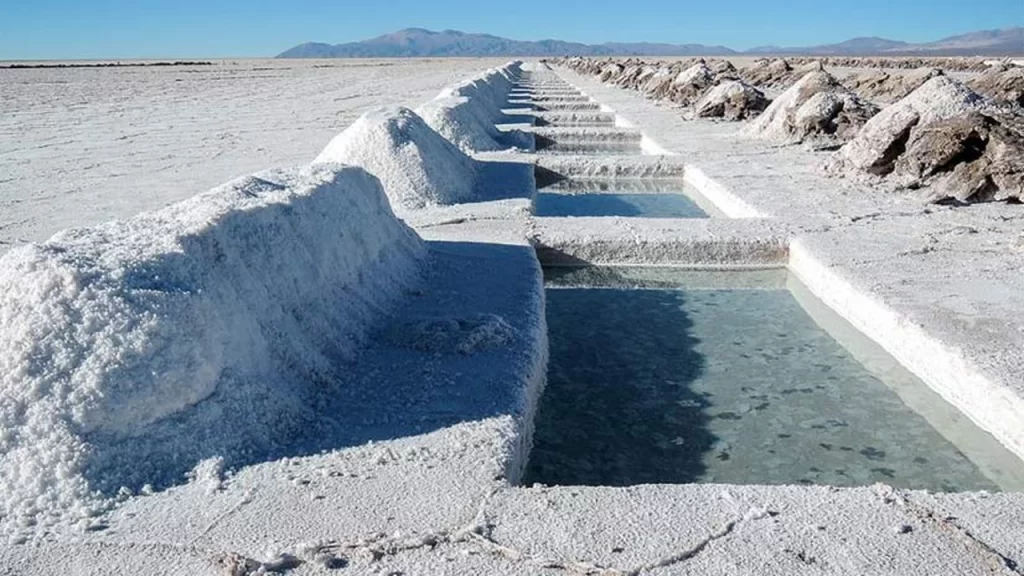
[315,107,477,210]
[0,163,425,537]
[383,313,516,355]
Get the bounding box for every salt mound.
[744,70,879,145]
[600,62,624,82]
[384,313,516,355]
[845,67,944,104]
[836,76,987,175]
[642,66,679,99]
[417,96,507,153]
[710,59,739,77]
[417,63,522,154]
[832,76,1021,202]
[437,68,514,122]
[740,58,794,90]
[0,163,425,537]
[968,66,1024,107]
[694,80,770,121]
[667,62,718,105]
[896,111,1024,202]
[315,107,477,210]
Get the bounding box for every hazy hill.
[750,27,1022,56]
[277,27,1024,58]
[277,28,735,58]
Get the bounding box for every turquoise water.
[536,179,717,218]
[535,193,707,218]
[524,267,1024,491]
[535,142,641,155]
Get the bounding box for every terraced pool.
[535,179,718,218]
[524,267,1024,491]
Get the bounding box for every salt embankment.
[417,62,528,152]
[0,164,426,537]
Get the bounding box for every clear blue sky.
[1,0,1020,60]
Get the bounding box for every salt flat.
[2,58,1024,575]
[0,58,503,250]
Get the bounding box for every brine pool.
[534,142,642,155]
[523,266,1024,491]
[534,179,720,218]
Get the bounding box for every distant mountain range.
[748,28,1024,56]
[277,28,732,58]
[277,27,1023,58]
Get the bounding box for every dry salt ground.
[0,58,506,252]
[0,60,1023,576]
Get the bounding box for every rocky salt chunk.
[830,75,1023,203]
[744,70,879,146]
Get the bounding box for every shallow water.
[537,179,722,218]
[535,142,642,155]
[535,192,707,218]
[524,267,1024,491]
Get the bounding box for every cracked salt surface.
[525,267,1024,492]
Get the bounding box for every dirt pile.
[831,76,1022,203]
[897,111,1024,202]
[744,70,879,145]
[612,62,658,90]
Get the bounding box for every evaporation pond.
[523,267,1024,491]
[535,179,713,218]
[535,142,641,155]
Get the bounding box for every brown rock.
[897,111,1024,202]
